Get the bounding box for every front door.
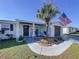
[23,25,29,36]
[54,26,61,36]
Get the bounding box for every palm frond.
[36,2,59,22]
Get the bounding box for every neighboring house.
[0,19,64,40]
[63,27,78,34]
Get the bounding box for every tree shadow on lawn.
[0,39,25,50]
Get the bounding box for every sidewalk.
[25,37,74,56]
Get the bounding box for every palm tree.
[37,3,59,37]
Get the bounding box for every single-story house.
[0,19,64,40]
[63,26,78,34]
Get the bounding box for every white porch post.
[32,23,35,37]
[0,24,1,30]
[49,24,54,37]
[16,20,20,42]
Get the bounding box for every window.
[10,24,13,31]
[1,30,5,34]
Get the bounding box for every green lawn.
[64,33,79,36]
[0,39,79,59]
[0,39,24,49]
[69,34,79,36]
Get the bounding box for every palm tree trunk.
[45,17,50,38]
[46,23,49,37]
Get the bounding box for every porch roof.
[16,19,45,26]
[0,19,64,26]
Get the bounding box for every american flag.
[59,13,71,25]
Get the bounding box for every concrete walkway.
[25,37,74,56]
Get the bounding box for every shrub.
[19,35,24,41]
[55,36,63,40]
[54,36,64,44]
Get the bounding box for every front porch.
[16,20,45,41]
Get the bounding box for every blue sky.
[0,0,78,27]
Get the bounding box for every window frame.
[10,24,13,31]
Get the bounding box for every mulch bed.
[36,37,55,46]
[36,37,64,47]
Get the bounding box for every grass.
[64,33,79,36]
[0,39,79,59]
[0,39,24,49]
[69,34,79,36]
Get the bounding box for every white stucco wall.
[60,27,63,36]
[10,24,16,37]
[1,24,10,35]
[63,28,69,34]
[49,22,63,37]
[0,20,64,38]
[0,23,16,38]
[48,25,54,37]
[18,23,32,37]
[71,28,77,33]
[63,27,77,34]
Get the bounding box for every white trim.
[16,20,20,42]
[32,23,35,37]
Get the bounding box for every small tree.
[37,2,59,37]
